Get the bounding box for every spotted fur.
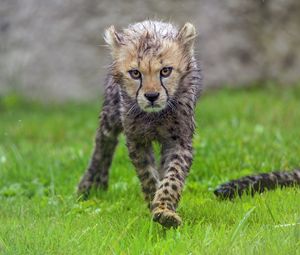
[78,20,202,228]
[214,169,300,199]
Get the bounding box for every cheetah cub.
[78,20,202,228]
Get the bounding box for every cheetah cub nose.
[144,92,159,103]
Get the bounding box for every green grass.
[0,85,300,254]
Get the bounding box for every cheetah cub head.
[104,21,196,113]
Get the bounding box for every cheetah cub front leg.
[151,141,193,228]
[127,139,160,204]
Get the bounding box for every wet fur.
[78,20,202,228]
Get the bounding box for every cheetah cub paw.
[152,208,182,228]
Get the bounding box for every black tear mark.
[160,76,169,99]
[135,76,143,99]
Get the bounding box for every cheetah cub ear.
[177,22,197,54]
[104,25,123,56]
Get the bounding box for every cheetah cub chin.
[78,20,202,228]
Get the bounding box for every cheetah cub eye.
[160,67,173,78]
[128,69,142,80]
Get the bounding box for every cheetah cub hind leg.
[78,89,122,198]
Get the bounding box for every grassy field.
[0,85,300,254]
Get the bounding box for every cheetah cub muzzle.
[78,20,202,228]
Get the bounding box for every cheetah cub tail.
[214,169,300,199]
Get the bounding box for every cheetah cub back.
[78,20,202,228]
